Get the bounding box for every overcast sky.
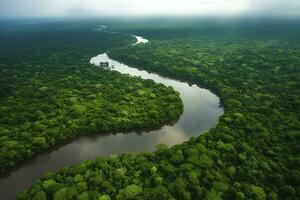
[0,0,299,18]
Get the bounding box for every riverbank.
[0,29,222,200]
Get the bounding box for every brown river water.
[0,34,223,200]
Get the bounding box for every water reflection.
[90,53,222,139]
[132,35,149,45]
[0,40,223,200]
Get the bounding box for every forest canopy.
[1,19,299,200]
[0,25,183,172]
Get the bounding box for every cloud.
[70,0,249,16]
[247,0,300,16]
[0,0,78,17]
[0,0,299,18]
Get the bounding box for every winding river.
[0,33,223,199]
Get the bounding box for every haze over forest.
[0,0,299,200]
[0,0,300,18]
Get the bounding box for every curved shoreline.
[0,28,223,200]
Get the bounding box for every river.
[0,34,223,200]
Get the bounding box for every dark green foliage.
[0,26,183,172]
[6,21,300,199]
[107,33,300,199]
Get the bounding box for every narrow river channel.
[0,33,223,200]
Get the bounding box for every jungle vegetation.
[18,20,300,200]
[0,24,183,172]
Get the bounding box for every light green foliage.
[77,192,89,200]
[236,192,245,200]
[13,21,300,200]
[154,176,163,186]
[227,166,236,176]
[53,187,78,200]
[70,104,86,117]
[205,190,221,200]
[32,191,47,200]
[98,194,111,200]
[42,179,57,192]
[188,171,199,185]
[249,185,267,200]
[0,28,182,172]
[117,184,142,199]
[187,154,213,168]
[212,181,229,192]
[151,166,157,175]
[115,168,127,176]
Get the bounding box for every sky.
[0,0,299,18]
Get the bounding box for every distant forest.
[0,19,299,200]
[0,25,183,172]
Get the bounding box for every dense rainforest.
[17,20,300,200]
[0,23,183,172]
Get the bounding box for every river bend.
[0,33,223,200]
